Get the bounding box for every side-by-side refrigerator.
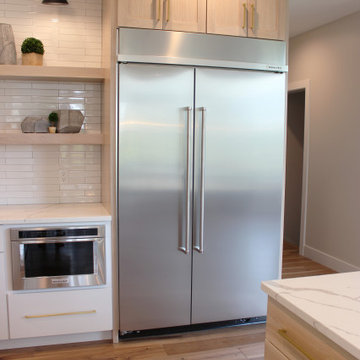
[117,28,287,334]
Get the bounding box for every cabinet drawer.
[8,287,112,339]
[0,231,4,252]
[266,298,356,360]
[265,339,289,360]
[0,253,9,340]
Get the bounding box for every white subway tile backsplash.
[0,1,103,205]
[0,0,102,67]
[0,145,101,205]
[0,80,101,133]
[5,152,32,158]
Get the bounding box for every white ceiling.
[289,0,360,38]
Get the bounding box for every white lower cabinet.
[0,253,9,340]
[8,287,112,339]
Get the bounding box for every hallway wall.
[289,11,360,271]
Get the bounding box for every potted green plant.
[21,37,44,66]
[48,112,58,133]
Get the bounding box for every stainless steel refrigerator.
[117,28,287,334]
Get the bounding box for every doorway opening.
[283,80,310,258]
[284,90,305,249]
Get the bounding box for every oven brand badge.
[52,278,70,284]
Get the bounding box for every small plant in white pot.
[48,112,58,133]
[21,37,44,66]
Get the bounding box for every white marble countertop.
[0,203,111,224]
[262,272,360,359]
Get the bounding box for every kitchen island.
[262,272,360,359]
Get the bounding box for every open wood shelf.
[0,133,104,145]
[0,65,105,82]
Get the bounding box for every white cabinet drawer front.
[0,230,4,253]
[0,254,9,340]
[8,287,112,339]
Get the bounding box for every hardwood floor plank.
[163,332,265,355]
[0,243,336,360]
[160,346,247,359]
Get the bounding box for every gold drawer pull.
[157,0,161,21]
[166,0,170,22]
[25,310,96,319]
[250,3,255,30]
[278,329,315,360]
[242,3,247,29]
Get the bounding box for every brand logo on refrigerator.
[267,65,283,71]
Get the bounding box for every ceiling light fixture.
[42,0,69,5]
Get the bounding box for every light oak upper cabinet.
[207,0,248,37]
[207,0,287,41]
[118,0,162,29]
[118,0,206,33]
[248,0,287,40]
[162,0,206,33]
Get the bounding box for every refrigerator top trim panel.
[117,28,288,73]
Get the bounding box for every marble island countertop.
[262,272,360,359]
[0,203,111,224]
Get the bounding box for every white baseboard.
[0,331,112,350]
[304,245,360,273]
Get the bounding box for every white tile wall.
[0,0,102,67]
[0,144,101,204]
[0,80,102,133]
[0,1,103,205]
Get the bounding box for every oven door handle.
[14,237,103,245]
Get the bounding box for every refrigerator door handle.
[194,107,206,254]
[179,106,192,254]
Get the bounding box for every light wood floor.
[0,243,336,360]
[282,242,336,279]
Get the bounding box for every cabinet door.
[0,253,8,340]
[248,0,287,40]
[265,340,289,360]
[162,0,206,33]
[207,0,247,37]
[118,0,162,29]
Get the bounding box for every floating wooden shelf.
[0,65,105,82]
[0,133,104,145]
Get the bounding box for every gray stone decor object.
[57,110,85,133]
[0,24,16,65]
[21,116,49,133]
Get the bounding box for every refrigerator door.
[118,63,194,331]
[192,68,286,323]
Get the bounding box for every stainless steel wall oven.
[11,226,106,290]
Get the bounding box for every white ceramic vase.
[0,23,16,64]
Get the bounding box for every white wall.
[289,11,360,271]
[0,0,102,67]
